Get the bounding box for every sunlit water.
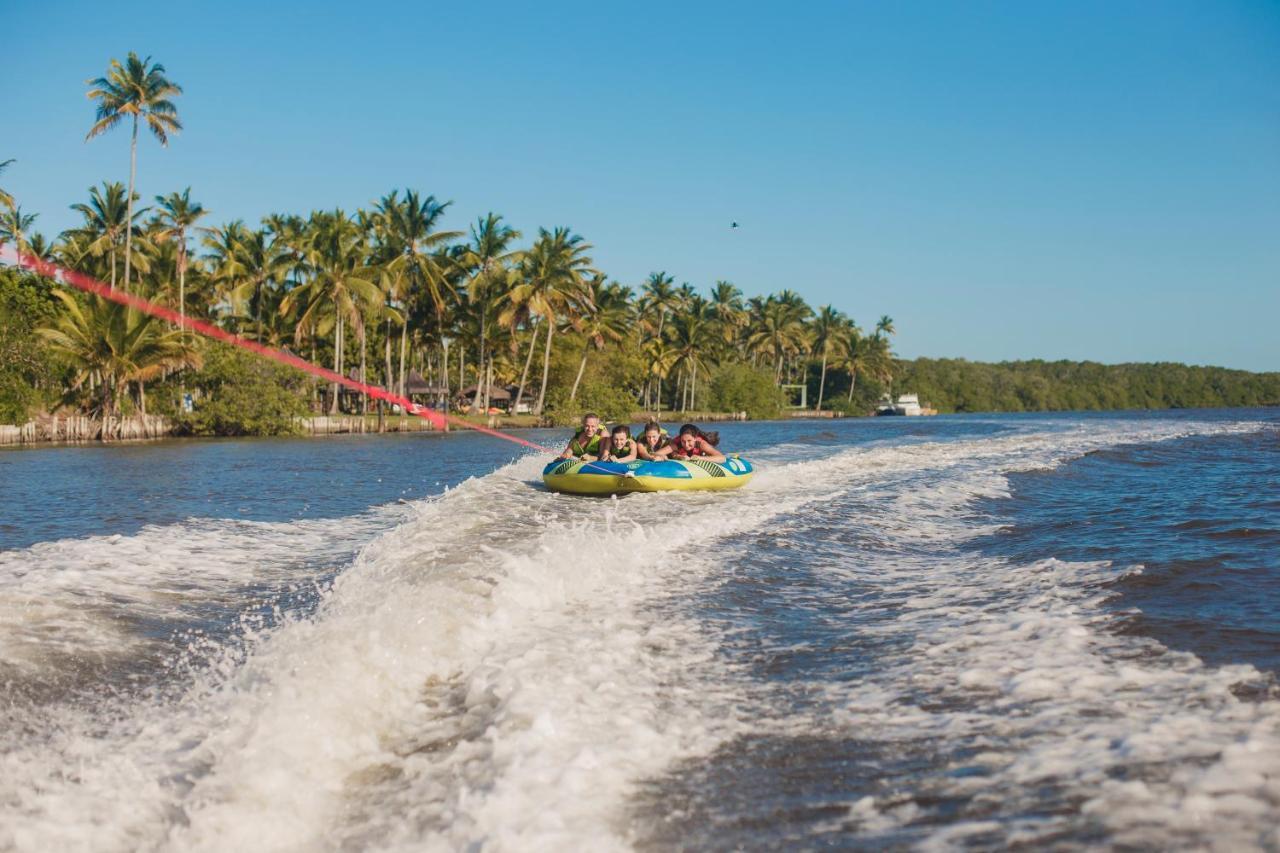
[1,411,1277,851]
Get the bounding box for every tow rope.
[0,245,555,453]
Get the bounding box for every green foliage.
[893,358,1280,413]
[544,380,637,426]
[167,341,310,436]
[0,271,59,423]
[705,364,787,419]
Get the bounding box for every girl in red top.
[667,424,726,463]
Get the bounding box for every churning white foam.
[1,417,1275,852]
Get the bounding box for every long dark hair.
[678,423,720,447]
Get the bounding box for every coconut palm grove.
[1,53,1276,438]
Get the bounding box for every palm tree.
[0,205,37,265]
[842,325,870,404]
[375,190,461,398]
[0,158,14,209]
[458,213,522,411]
[568,276,630,402]
[868,332,895,395]
[747,295,810,381]
[85,53,182,291]
[640,271,677,341]
[37,290,200,420]
[709,280,747,355]
[152,188,207,333]
[203,220,252,326]
[810,305,847,412]
[876,314,895,338]
[282,210,382,413]
[67,182,147,288]
[669,296,716,411]
[501,227,594,415]
[25,232,57,264]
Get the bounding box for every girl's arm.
[617,444,638,461]
[698,438,726,462]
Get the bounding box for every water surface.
[2,410,1276,850]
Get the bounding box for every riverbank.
[0,410,763,446]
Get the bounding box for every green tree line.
[0,53,897,431]
[2,54,1275,434]
[891,358,1280,413]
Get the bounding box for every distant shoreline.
[3,404,1275,451]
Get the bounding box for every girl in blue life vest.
[635,420,671,460]
[595,425,638,462]
[667,424,727,463]
[559,412,607,459]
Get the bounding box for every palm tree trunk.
[177,239,187,339]
[569,345,589,402]
[485,359,494,411]
[472,313,486,411]
[817,354,827,412]
[691,361,697,412]
[441,339,450,410]
[847,369,857,403]
[513,322,538,414]
[398,321,408,399]
[534,318,554,415]
[124,116,138,291]
[138,379,146,416]
[384,322,393,392]
[458,345,466,400]
[360,324,368,415]
[330,313,343,414]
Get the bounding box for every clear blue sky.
[5,0,1278,370]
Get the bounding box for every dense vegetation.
[0,54,1275,436]
[893,358,1280,413]
[0,53,896,433]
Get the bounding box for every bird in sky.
[731,221,739,228]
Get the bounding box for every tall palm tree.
[458,213,522,411]
[375,190,461,398]
[227,227,287,341]
[868,332,895,395]
[152,188,207,333]
[284,210,382,413]
[501,227,594,415]
[876,314,895,338]
[810,305,847,412]
[85,53,182,291]
[203,220,252,326]
[709,280,747,355]
[669,295,716,411]
[640,271,677,341]
[747,295,810,381]
[37,290,200,419]
[842,325,870,404]
[568,276,629,402]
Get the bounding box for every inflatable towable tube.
[542,456,755,496]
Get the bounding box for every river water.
[1,410,1277,851]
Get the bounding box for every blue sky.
[5,0,1278,370]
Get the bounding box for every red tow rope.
[0,245,554,453]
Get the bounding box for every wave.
[0,417,1273,851]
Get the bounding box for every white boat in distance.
[875,393,930,416]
